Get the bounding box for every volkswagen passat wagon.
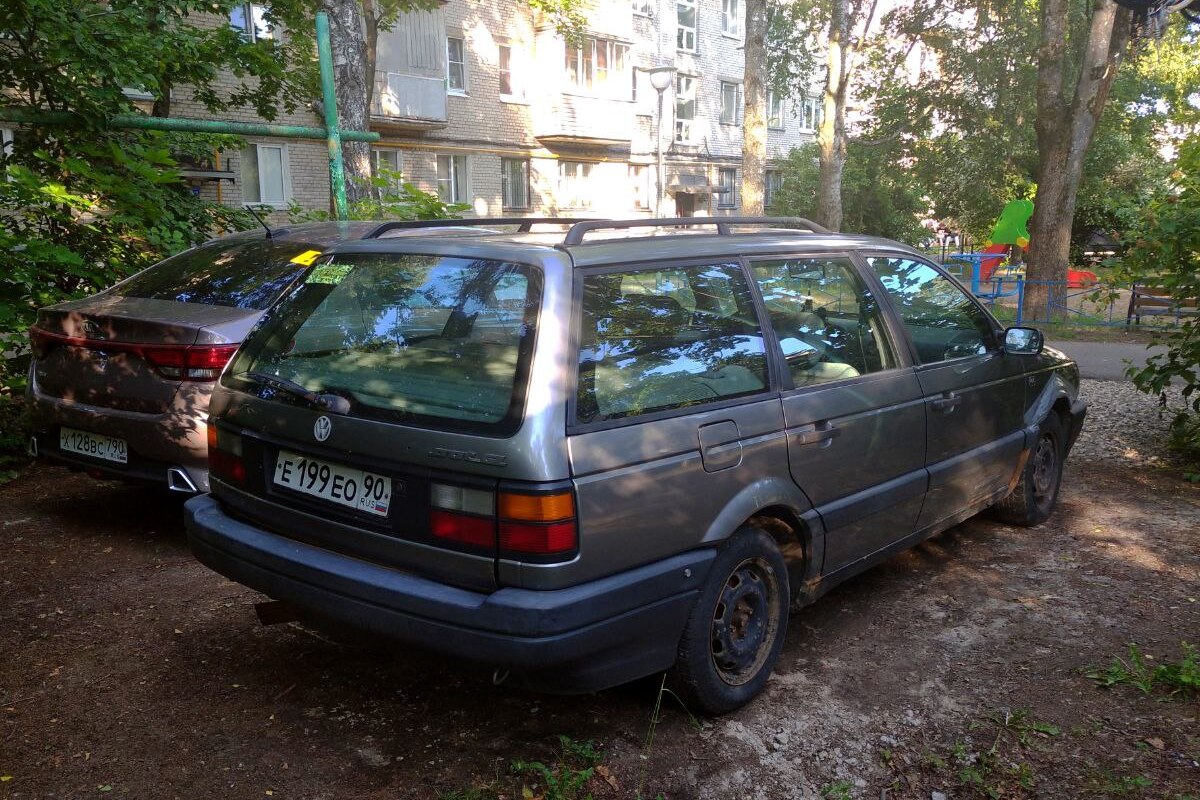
[185,217,1086,713]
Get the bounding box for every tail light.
[207,424,245,485]
[27,327,237,381]
[142,344,239,381]
[427,482,577,557]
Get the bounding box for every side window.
[868,257,996,364]
[576,263,769,424]
[751,257,895,388]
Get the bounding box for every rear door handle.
[930,393,961,413]
[794,422,840,446]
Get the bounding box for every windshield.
[112,238,316,310]
[225,253,541,434]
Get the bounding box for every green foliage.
[820,779,855,800]
[1110,136,1200,465]
[288,169,468,222]
[510,736,602,800]
[769,143,927,244]
[1087,642,1200,699]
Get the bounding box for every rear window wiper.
[240,371,350,414]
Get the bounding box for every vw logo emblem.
[313,415,332,442]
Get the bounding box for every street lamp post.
[643,66,676,218]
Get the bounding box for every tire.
[992,413,1065,527]
[668,526,789,715]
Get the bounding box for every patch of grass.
[821,779,854,800]
[1084,770,1155,797]
[1087,642,1200,699]
[918,709,1057,798]
[438,736,604,800]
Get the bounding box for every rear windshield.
[224,254,541,434]
[112,239,315,310]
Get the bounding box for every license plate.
[59,427,128,463]
[273,450,391,517]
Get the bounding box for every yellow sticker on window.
[290,249,323,266]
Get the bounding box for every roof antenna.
[244,205,273,240]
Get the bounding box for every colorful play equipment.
[947,199,1097,295]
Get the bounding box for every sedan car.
[26,222,379,493]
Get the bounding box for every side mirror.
[1004,326,1044,355]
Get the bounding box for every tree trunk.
[320,0,372,205]
[816,0,850,231]
[1024,0,1131,320]
[741,0,768,215]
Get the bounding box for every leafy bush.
[1111,136,1200,469]
[287,169,469,223]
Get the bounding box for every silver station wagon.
[185,217,1087,713]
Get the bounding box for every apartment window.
[447,36,467,94]
[501,158,530,210]
[801,97,821,131]
[765,169,782,209]
[230,3,273,42]
[718,167,738,208]
[436,154,467,203]
[498,44,523,99]
[565,36,631,99]
[720,81,741,125]
[241,144,290,206]
[559,161,593,209]
[674,75,696,143]
[767,91,784,129]
[721,0,741,36]
[632,0,654,15]
[373,148,402,188]
[629,164,651,209]
[677,0,697,51]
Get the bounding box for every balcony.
[532,93,635,150]
[370,71,448,132]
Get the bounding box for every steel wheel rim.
[709,557,781,686]
[1032,433,1058,501]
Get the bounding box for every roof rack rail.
[364,217,599,239]
[561,216,830,246]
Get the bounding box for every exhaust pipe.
[166,467,198,493]
[27,436,38,458]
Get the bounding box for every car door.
[747,255,927,576]
[865,255,1027,532]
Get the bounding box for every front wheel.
[668,527,789,715]
[992,413,1065,527]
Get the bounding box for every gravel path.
[1071,378,1186,467]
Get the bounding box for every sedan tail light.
[28,327,238,382]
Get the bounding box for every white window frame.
[719,81,741,126]
[632,0,654,15]
[241,143,291,207]
[767,91,785,130]
[801,97,821,131]
[765,169,782,208]
[720,0,741,37]
[629,164,651,209]
[501,157,530,210]
[230,2,273,42]
[717,167,738,209]
[436,154,468,203]
[676,0,697,52]
[446,36,468,95]
[674,74,696,144]
[565,36,631,100]
[498,43,523,101]
[558,161,594,209]
[372,148,403,187]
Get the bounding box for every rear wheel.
[992,413,1064,527]
[669,526,789,715]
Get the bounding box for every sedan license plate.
[273,451,391,517]
[59,427,128,463]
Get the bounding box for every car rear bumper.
[26,369,210,491]
[184,494,713,693]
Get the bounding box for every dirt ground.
[2,453,1198,798]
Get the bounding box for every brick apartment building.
[128,0,823,221]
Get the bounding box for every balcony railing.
[371,71,447,128]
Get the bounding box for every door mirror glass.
[1004,326,1043,355]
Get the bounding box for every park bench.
[1126,284,1200,326]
